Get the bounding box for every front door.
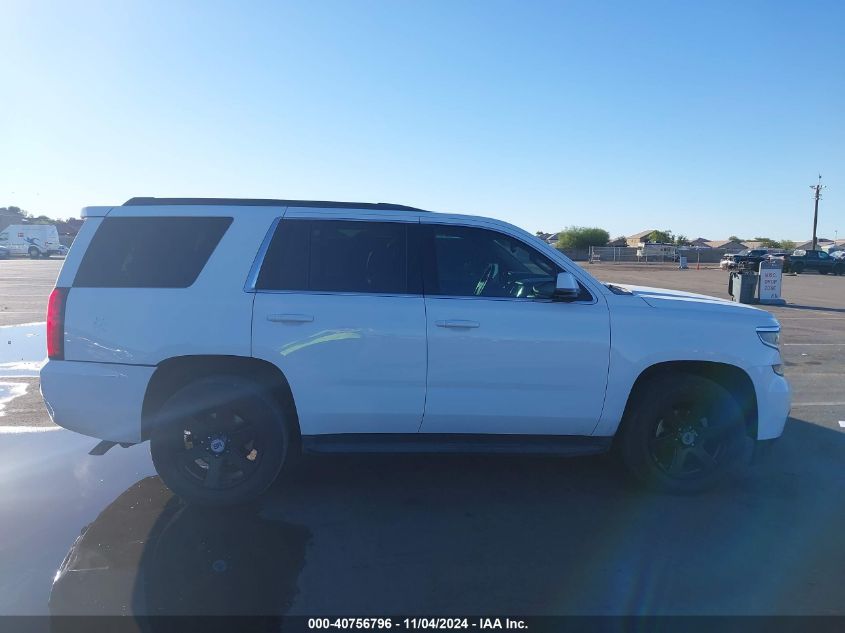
[418,221,610,436]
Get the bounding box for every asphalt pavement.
[0,257,843,617]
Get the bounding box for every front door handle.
[267,313,314,323]
[435,319,480,329]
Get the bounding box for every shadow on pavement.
[778,303,845,314]
[48,417,844,617]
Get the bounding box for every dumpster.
[728,270,758,304]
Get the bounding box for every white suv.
[41,198,790,505]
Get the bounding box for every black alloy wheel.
[151,375,291,506]
[619,373,750,493]
[647,401,734,479]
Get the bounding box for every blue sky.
[1,0,843,241]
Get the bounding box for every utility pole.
[810,175,826,252]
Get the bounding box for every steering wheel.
[474,263,499,296]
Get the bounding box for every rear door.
[418,218,611,436]
[250,213,427,436]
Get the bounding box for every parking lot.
[0,257,843,616]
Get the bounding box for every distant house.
[626,230,657,247]
[706,239,748,252]
[534,231,560,245]
[795,238,832,251]
[607,236,628,247]
[826,239,845,254]
[742,241,769,251]
[688,237,711,248]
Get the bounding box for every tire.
[150,375,292,506]
[832,264,844,276]
[791,261,804,274]
[618,373,749,493]
[820,269,828,275]
[28,247,40,259]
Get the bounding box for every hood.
[611,283,772,318]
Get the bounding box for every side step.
[301,433,612,457]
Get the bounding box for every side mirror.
[554,272,580,300]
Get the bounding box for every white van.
[0,224,62,258]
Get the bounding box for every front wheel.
[618,374,750,493]
[150,375,292,506]
[834,263,845,276]
[28,247,40,259]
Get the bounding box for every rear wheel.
[791,261,804,274]
[150,375,292,506]
[618,374,749,493]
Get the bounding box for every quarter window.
[74,217,232,288]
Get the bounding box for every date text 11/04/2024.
[307,618,528,629]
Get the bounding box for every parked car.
[40,197,790,505]
[720,249,771,270]
[0,224,62,258]
[764,251,791,268]
[787,249,845,275]
[831,250,845,260]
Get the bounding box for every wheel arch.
[141,355,300,442]
[618,361,758,440]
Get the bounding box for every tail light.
[47,287,69,360]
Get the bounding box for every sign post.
[758,260,786,305]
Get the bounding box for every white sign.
[758,260,784,304]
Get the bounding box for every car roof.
[123,197,431,213]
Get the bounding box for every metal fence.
[580,246,732,264]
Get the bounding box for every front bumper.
[40,360,155,444]
[747,365,791,440]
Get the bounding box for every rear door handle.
[435,319,480,329]
[267,313,314,323]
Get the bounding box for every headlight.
[757,326,781,350]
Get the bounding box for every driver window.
[428,225,560,299]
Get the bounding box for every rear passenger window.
[74,217,232,288]
[256,220,410,294]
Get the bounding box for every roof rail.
[123,197,430,212]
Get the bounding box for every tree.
[728,235,741,242]
[0,206,30,231]
[647,230,674,244]
[779,239,796,251]
[752,236,780,248]
[555,226,610,249]
[674,234,690,246]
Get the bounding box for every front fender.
[594,300,782,437]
